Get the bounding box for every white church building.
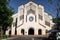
[6,1,54,37]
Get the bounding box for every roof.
[12,1,53,17]
[48,29,57,33]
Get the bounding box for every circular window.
[29,16,34,22]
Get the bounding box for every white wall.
[6,1,54,36]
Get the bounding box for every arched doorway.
[9,30,11,37]
[38,29,42,35]
[21,29,24,35]
[28,28,34,35]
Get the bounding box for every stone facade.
[6,1,54,36]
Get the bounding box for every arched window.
[9,30,11,36]
[27,9,35,15]
[46,30,48,33]
[38,14,43,20]
[20,15,24,21]
[15,18,17,27]
[21,29,24,35]
[38,29,42,35]
[45,21,50,26]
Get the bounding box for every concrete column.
[11,27,15,35]
[25,29,28,35]
[42,29,46,35]
[35,28,38,35]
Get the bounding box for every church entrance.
[28,28,34,35]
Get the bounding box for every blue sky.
[9,0,60,18]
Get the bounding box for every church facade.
[6,1,54,36]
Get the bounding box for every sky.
[9,0,60,18]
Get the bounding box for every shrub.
[0,34,8,39]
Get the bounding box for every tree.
[0,0,13,35]
[49,0,60,30]
[48,0,60,40]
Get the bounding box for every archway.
[28,28,34,35]
[21,29,24,35]
[9,30,11,37]
[38,29,42,35]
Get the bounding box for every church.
[6,1,54,37]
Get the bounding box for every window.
[46,30,48,33]
[21,29,24,35]
[27,9,35,15]
[9,30,11,36]
[15,18,17,27]
[15,18,17,35]
[13,18,18,27]
[38,29,42,35]
[20,15,24,20]
[39,14,43,20]
[29,16,34,22]
[45,21,50,26]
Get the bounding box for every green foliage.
[53,17,60,23]
[0,34,8,39]
[0,0,7,6]
[0,0,13,34]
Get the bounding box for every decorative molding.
[26,15,27,22]
[39,23,46,28]
[35,15,36,22]
[17,8,24,28]
[17,20,24,28]
[27,9,35,15]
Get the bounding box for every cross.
[30,3,32,9]
[30,0,32,9]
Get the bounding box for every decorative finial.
[29,0,32,9]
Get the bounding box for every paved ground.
[6,37,47,40]
[2,35,48,40]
